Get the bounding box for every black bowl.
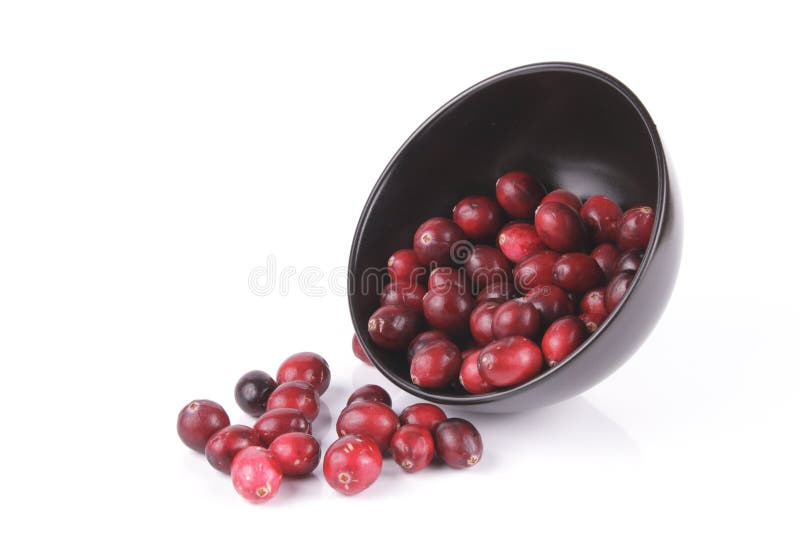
[348,62,682,412]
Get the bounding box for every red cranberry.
[266,380,320,421]
[323,435,383,496]
[541,316,588,366]
[204,425,262,474]
[580,288,607,316]
[580,195,623,243]
[268,432,320,476]
[605,271,635,313]
[617,206,655,250]
[413,217,466,267]
[434,418,483,469]
[428,266,465,291]
[231,446,282,503]
[579,313,606,333]
[452,195,504,241]
[541,189,582,213]
[234,371,277,417]
[495,171,546,218]
[410,340,462,389]
[478,336,543,387]
[381,281,425,312]
[351,333,372,366]
[277,352,331,395]
[399,403,447,433]
[469,301,500,346]
[497,222,544,263]
[514,250,560,292]
[422,286,474,337]
[407,330,451,360]
[523,283,574,326]
[476,280,512,304]
[552,253,605,293]
[464,245,512,291]
[614,249,644,275]
[591,242,622,280]
[347,384,392,407]
[388,249,425,283]
[459,349,494,394]
[391,424,435,473]
[492,298,541,339]
[177,399,230,453]
[336,400,400,452]
[368,304,421,350]
[254,407,311,446]
[535,201,586,252]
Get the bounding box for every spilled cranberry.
[388,248,425,283]
[580,288,607,317]
[514,249,560,292]
[177,399,230,453]
[266,380,321,421]
[541,316,588,366]
[464,245,512,291]
[204,424,262,474]
[391,424,435,473]
[381,281,426,312]
[478,336,543,387]
[368,304,421,350]
[534,201,586,252]
[254,407,311,447]
[231,446,283,503]
[336,400,400,452]
[234,371,277,417]
[459,349,494,394]
[523,283,574,326]
[606,271,635,313]
[422,286,474,337]
[580,195,623,243]
[399,403,447,433]
[351,333,372,366]
[347,384,392,407]
[495,171,546,218]
[491,298,541,339]
[410,340,462,389]
[323,435,383,496]
[277,352,331,395]
[434,418,483,469]
[617,206,655,250]
[469,301,500,346]
[552,253,605,293]
[413,217,466,266]
[497,222,543,263]
[453,195,504,241]
[269,432,320,476]
[591,242,622,280]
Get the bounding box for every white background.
[1,1,798,532]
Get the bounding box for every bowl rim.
[348,61,668,405]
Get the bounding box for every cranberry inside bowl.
[348,62,682,413]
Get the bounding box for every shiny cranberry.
[388,248,425,283]
[452,195,504,241]
[391,424,435,473]
[204,425,262,474]
[495,171,546,218]
[410,340,461,389]
[323,435,383,496]
[514,250,559,292]
[177,400,230,453]
[368,304,421,350]
[541,189,582,212]
[336,400,400,452]
[580,195,623,243]
[233,371,277,417]
[552,253,604,293]
[464,245,511,291]
[617,206,655,250]
[434,418,483,469]
[476,280,512,304]
[459,349,494,394]
[542,316,588,366]
[231,446,282,503]
[605,271,635,313]
[614,249,644,275]
[399,403,447,433]
[266,380,320,421]
[407,330,451,360]
[347,384,392,407]
[428,266,465,291]
[478,336,543,387]
[422,286,474,337]
[523,283,574,326]
[254,407,311,446]
[492,298,541,339]
[351,333,372,366]
[381,281,425,312]
[497,222,543,263]
[580,288,607,316]
[579,313,606,333]
[277,352,331,395]
[413,217,466,267]
[469,301,500,346]
[268,432,320,476]
[535,201,586,252]
[591,242,622,280]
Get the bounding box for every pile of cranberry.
[362,171,654,393]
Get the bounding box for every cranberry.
[541,316,589,366]
[268,432,320,476]
[276,352,330,395]
[422,286,474,337]
[580,288,607,316]
[591,242,622,280]
[388,248,425,283]
[535,201,586,252]
[476,280,512,304]
[413,217,466,267]
[452,195,504,241]
[204,425,262,474]
[177,399,230,453]
[469,301,500,346]
[368,304,421,350]
[464,245,512,291]
[399,403,447,433]
[580,195,623,243]
[492,298,541,339]
[477,336,543,387]
[579,313,606,333]
[347,384,392,407]
[233,371,277,418]
[410,339,462,389]
[351,333,372,366]
[407,330,451,360]
[523,283,574,326]
[617,206,655,250]
[459,349,494,394]
[381,281,425,312]
[254,407,311,446]
[231,446,283,503]
[497,222,544,263]
[614,249,644,275]
[495,171,546,218]
[336,400,400,452]
[323,435,383,496]
[434,418,483,469]
[391,424,435,473]
[552,253,605,293]
[266,380,320,421]
[541,189,582,213]
[514,250,559,292]
[428,266,465,291]
[605,271,635,313]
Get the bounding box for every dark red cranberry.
[268,432,321,476]
[391,424,435,473]
[452,195,504,241]
[497,222,543,263]
[469,301,500,346]
[495,171,546,218]
[541,316,588,366]
[381,281,425,312]
[410,340,461,389]
[580,288,607,316]
[399,403,447,433]
[336,400,400,452]
[266,380,320,421]
[407,330,451,361]
[459,349,494,394]
[523,283,575,326]
[347,384,392,407]
[534,201,587,252]
[204,425,262,474]
[422,286,474,337]
[254,407,311,446]
[388,248,425,283]
[413,217,466,267]
[591,243,622,280]
[177,399,230,453]
[323,435,383,496]
[276,352,331,395]
[514,250,560,292]
[231,446,282,503]
[617,206,655,250]
[614,249,644,275]
[434,418,483,469]
[552,253,605,293]
[368,304,421,350]
[541,189,582,213]
[464,245,511,291]
[605,271,635,313]
[476,281,512,304]
[579,313,606,333]
[491,298,541,339]
[477,336,543,387]
[580,195,623,243]
[234,371,277,418]
[351,333,372,366]
[428,266,465,291]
